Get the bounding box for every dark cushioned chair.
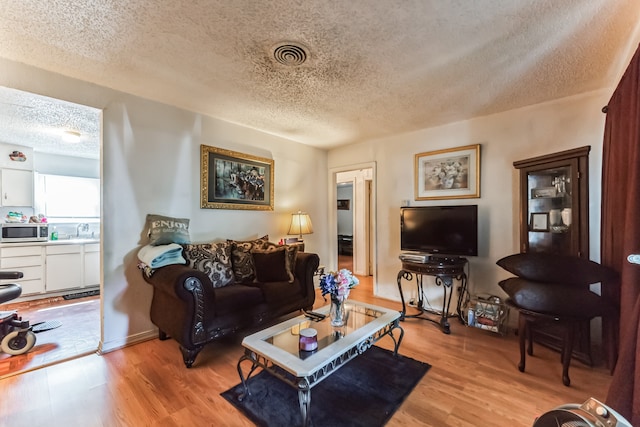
[496,252,619,386]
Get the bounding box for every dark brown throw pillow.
[251,248,290,283]
[228,235,269,283]
[258,241,298,282]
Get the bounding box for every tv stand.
[429,255,464,265]
[396,257,468,334]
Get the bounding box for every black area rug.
[221,346,430,427]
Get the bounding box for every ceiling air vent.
[272,43,308,66]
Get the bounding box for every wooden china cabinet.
[513,146,592,364]
[513,146,590,258]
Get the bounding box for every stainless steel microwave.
[0,223,49,242]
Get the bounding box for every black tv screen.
[400,205,478,257]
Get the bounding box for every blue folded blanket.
[138,243,186,269]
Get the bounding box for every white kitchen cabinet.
[2,241,99,300]
[0,245,45,296]
[45,244,83,292]
[83,243,100,286]
[1,168,34,207]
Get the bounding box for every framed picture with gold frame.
[200,145,274,210]
[414,144,480,200]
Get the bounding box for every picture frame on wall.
[200,144,274,210]
[414,144,481,200]
[337,199,350,210]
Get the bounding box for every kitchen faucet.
[77,223,89,237]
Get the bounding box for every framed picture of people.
[200,145,274,210]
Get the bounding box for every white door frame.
[328,162,377,291]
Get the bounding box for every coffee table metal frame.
[235,300,404,427]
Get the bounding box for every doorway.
[332,165,375,293]
[337,182,354,271]
[0,87,102,377]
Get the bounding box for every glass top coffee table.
[235,300,404,427]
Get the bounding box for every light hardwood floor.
[0,275,612,427]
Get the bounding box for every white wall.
[1,58,329,352]
[328,90,611,308]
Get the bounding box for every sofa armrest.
[143,264,213,302]
[142,264,216,347]
[294,252,320,299]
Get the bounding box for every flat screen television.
[400,205,478,257]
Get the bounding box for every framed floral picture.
[200,145,274,210]
[414,144,481,200]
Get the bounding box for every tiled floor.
[0,295,100,378]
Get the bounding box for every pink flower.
[319,269,359,302]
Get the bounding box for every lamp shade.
[288,211,314,238]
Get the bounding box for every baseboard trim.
[98,330,157,354]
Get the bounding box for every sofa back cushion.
[228,235,269,283]
[181,242,234,288]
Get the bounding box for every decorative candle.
[299,328,318,351]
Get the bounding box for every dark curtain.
[602,43,640,425]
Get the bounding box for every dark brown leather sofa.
[143,251,319,368]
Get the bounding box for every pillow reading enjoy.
[146,214,191,246]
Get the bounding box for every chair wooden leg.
[561,322,574,386]
[526,319,534,356]
[518,313,527,372]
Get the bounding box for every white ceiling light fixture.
[63,130,81,143]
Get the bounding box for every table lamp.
[288,211,313,251]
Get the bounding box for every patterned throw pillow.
[257,241,298,283]
[181,242,234,288]
[228,235,269,283]
[145,214,191,246]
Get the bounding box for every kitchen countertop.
[0,238,100,247]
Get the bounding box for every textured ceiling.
[0,0,639,157]
[0,86,101,159]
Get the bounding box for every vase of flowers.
[319,269,359,326]
[329,296,345,327]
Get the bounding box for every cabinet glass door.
[527,165,573,254]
